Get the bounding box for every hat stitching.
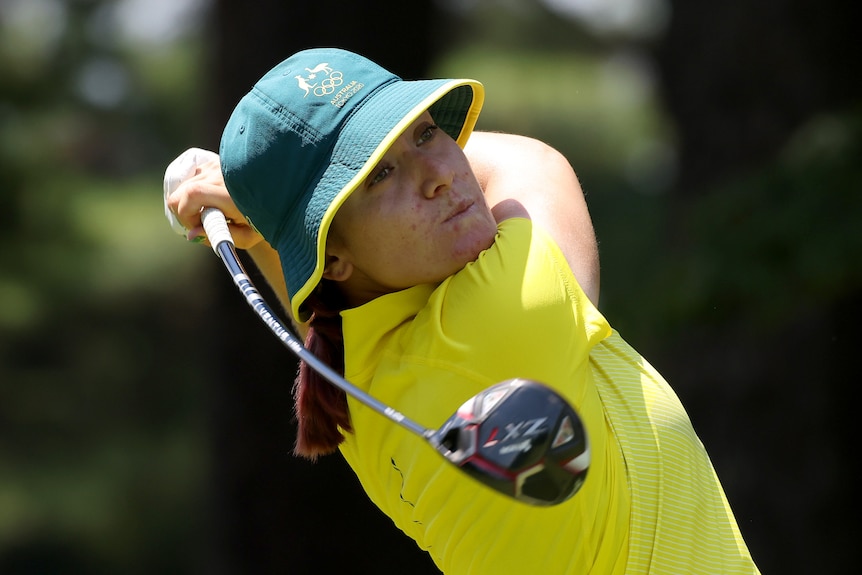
[249,87,325,148]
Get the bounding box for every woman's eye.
[370,166,391,186]
[418,124,439,145]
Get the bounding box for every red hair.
[292,281,351,459]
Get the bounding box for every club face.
[431,379,589,506]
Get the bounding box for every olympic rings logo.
[313,71,343,96]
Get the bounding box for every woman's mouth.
[444,200,473,223]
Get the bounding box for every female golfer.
[167,48,759,574]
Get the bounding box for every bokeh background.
[1,0,859,573]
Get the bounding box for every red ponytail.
[292,282,352,459]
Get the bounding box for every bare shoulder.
[465,132,571,175]
[463,131,600,305]
[465,131,550,151]
[465,132,579,201]
[464,131,582,213]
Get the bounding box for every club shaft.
[204,212,431,439]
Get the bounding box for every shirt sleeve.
[420,217,611,406]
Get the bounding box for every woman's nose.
[419,155,454,199]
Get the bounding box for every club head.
[429,378,589,506]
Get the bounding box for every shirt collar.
[340,283,437,382]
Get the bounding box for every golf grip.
[201,207,233,252]
[199,207,431,440]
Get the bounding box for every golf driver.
[164,149,590,506]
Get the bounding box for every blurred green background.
[1,0,858,573]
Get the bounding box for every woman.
[167,48,759,574]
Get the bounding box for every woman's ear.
[322,254,353,282]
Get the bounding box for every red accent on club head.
[461,451,520,482]
[483,427,499,448]
[456,409,476,421]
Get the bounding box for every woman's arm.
[464,132,600,306]
[166,157,309,338]
[165,130,599,330]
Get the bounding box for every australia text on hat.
[294,62,365,108]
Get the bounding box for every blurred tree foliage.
[0,0,858,573]
[0,0,214,572]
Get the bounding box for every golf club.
[165,150,590,506]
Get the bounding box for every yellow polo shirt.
[338,218,759,574]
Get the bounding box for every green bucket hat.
[219,48,484,323]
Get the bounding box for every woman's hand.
[163,148,306,336]
[164,150,263,250]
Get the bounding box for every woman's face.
[324,112,498,306]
